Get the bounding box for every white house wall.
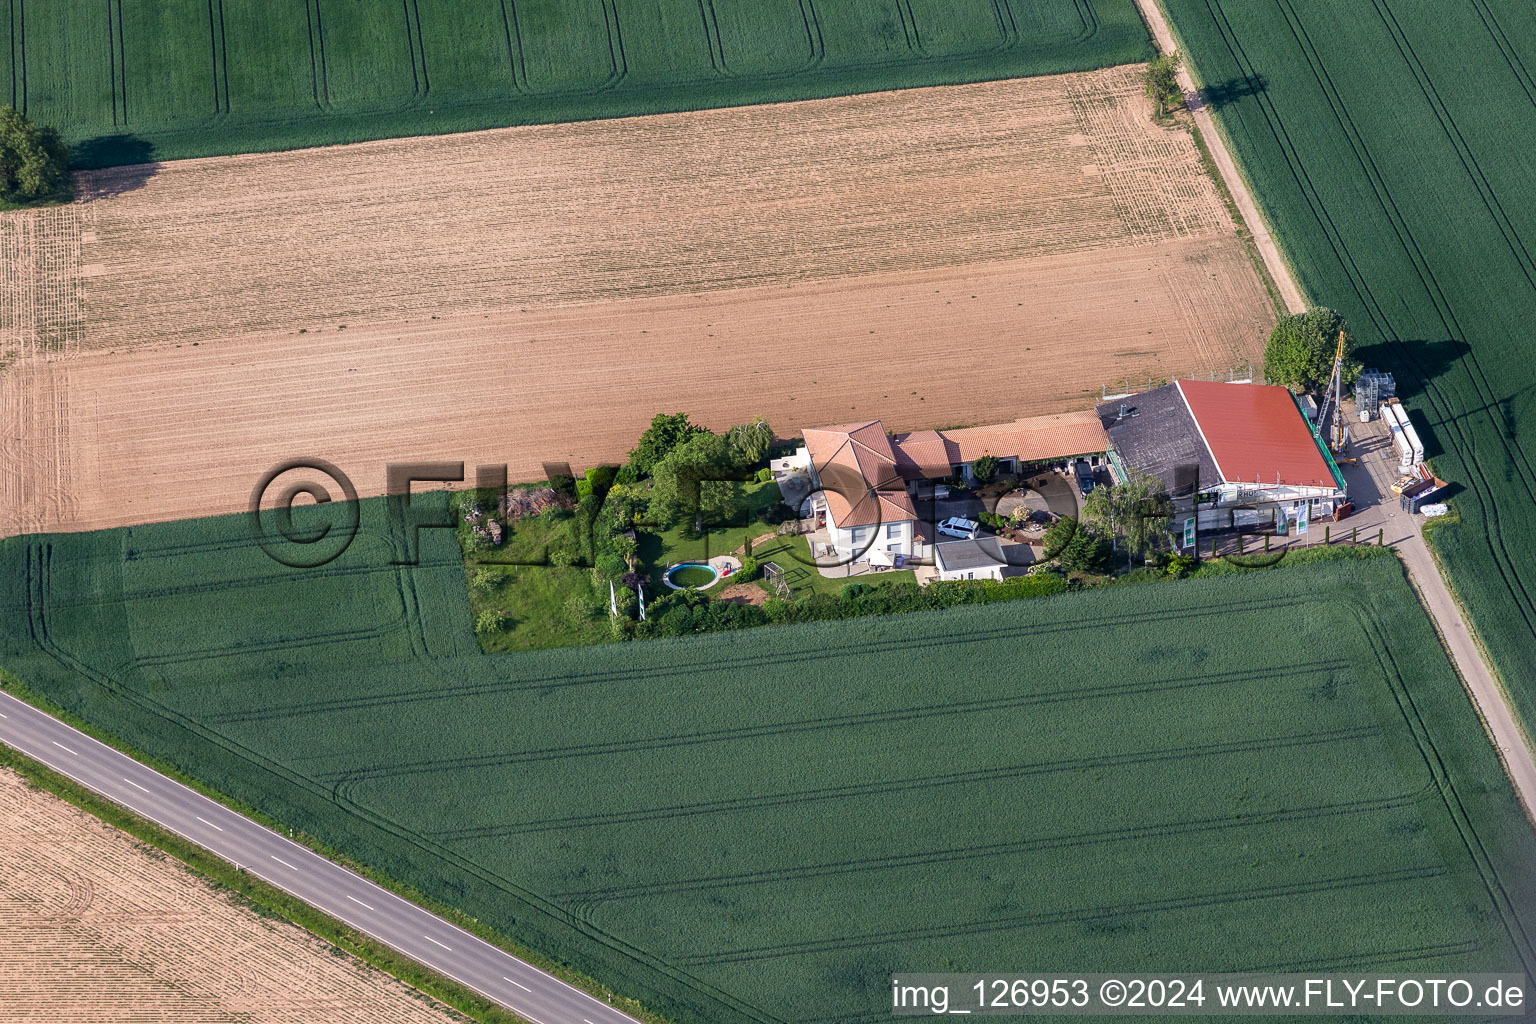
[833,518,916,561]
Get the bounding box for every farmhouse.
[785,412,1109,565]
[1098,380,1346,533]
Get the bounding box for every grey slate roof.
[1096,384,1218,496]
[935,536,1008,572]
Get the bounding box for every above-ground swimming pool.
[664,563,719,590]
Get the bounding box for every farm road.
[0,690,643,1024]
[1137,0,1536,824]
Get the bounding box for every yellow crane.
[1316,329,1348,453]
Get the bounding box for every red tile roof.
[1176,380,1337,489]
[802,421,911,528]
[939,411,1109,465]
[890,429,954,481]
[808,412,1113,526]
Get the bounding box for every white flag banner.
[609,580,618,616]
[1296,503,1310,536]
[638,582,646,621]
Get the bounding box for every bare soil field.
[0,768,463,1023]
[0,65,1273,536]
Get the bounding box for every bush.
[840,582,870,600]
[564,592,601,621]
[473,609,506,635]
[1165,553,1196,578]
[977,511,1008,532]
[585,465,616,494]
[971,455,1000,485]
[467,567,500,594]
[736,556,760,582]
[1042,516,1079,559]
[1113,566,1165,586]
[755,467,773,483]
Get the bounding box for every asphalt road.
[0,690,644,1024]
[1138,0,1536,827]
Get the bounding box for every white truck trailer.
[1382,400,1413,468]
[1382,400,1424,468]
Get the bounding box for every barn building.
[1097,380,1346,534]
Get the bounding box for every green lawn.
[1161,0,1536,735]
[1,500,1531,1024]
[3,1,1152,167]
[635,479,784,586]
[747,532,917,597]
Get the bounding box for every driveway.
[1017,471,1080,519]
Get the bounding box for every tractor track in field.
[1140,0,1536,833]
[0,64,1272,539]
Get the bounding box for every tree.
[647,431,746,527]
[627,413,706,478]
[0,107,69,205]
[1145,53,1184,118]
[1263,307,1362,394]
[726,417,775,465]
[971,455,1000,485]
[1059,527,1110,573]
[1042,516,1079,559]
[1082,469,1172,567]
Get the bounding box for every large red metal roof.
[1176,380,1336,489]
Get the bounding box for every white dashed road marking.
[52,740,78,755]
[270,855,298,870]
[123,778,150,793]
[425,935,452,951]
[504,977,531,992]
[195,816,224,831]
[347,894,375,911]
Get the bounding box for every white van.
[936,516,980,540]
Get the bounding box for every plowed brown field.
[0,769,464,1023]
[0,65,1273,536]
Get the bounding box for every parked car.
[936,516,980,540]
[1074,459,1097,497]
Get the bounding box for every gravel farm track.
[0,64,1274,536]
[0,768,466,1023]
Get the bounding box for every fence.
[1101,364,1254,403]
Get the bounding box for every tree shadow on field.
[1355,336,1534,471]
[70,135,158,200]
[1193,73,1268,112]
